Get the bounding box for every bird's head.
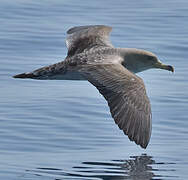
[122,48,174,73]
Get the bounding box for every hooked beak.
[154,61,174,72]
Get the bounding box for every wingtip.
[137,138,149,149]
[140,143,148,149]
[124,130,149,149]
[67,25,112,34]
[134,140,148,149]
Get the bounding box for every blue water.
[1,0,188,179]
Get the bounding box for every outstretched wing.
[79,63,152,149]
[66,25,113,57]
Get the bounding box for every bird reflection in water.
[73,154,155,180]
[28,154,176,179]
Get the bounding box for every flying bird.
[14,25,174,148]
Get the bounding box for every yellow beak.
[154,61,174,72]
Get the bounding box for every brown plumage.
[14,25,174,148]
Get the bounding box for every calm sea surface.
[1,0,188,179]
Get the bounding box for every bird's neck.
[117,48,152,73]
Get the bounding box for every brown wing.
[79,63,152,148]
[66,25,113,57]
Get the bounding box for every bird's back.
[66,46,122,66]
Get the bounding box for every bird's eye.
[148,56,154,60]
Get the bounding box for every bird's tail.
[13,60,85,80]
[13,61,67,80]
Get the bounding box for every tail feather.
[13,61,67,80]
[13,72,37,79]
[13,60,85,80]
